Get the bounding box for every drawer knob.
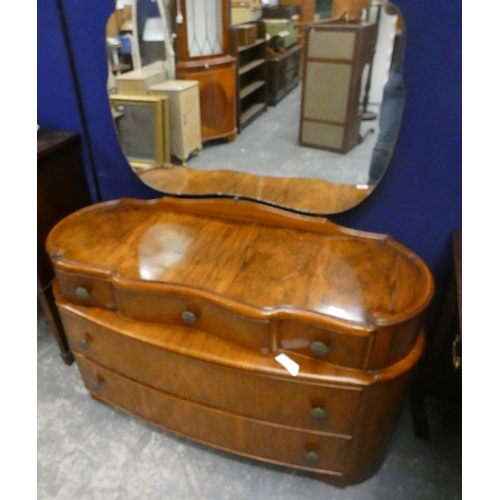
[309,407,328,421]
[304,450,320,464]
[77,338,90,350]
[309,341,329,357]
[88,379,101,391]
[75,286,90,301]
[181,311,198,325]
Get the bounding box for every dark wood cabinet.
[299,22,377,154]
[37,130,92,364]
[230,21,268,131]
[266,44,302,106]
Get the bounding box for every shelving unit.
[266,44,302,106]
[230,22,268,132]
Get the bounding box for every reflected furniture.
[109,95,171,168]
[231,1,263,25]
[148,80,202,164]
[175,0,237,143]
[266,44,302,106]
[37,130,92,364]
[230,21,268,131]
[299,22,377,154]
[115,64,167,95]
[47,197,433,486]
[277,1,314,44]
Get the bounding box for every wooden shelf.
[239,59,265,76]
[238,38,266,53]
[241,102,266,128]
[240,80,266,99]
[230,21,268,133]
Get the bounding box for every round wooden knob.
[181,311,198,325]
[309,341,329,357]
[304,450,320,464]
[88,379,101,391]
[75,286,90,301]
[77,338,90,350]
[309,407,328,421]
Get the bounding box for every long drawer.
[60,307,363,436]
[76,355,353,475]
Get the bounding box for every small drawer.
[55,269,116,310]
[60,308,362,435]
[280,320,370,370]
[115,288,272,353]
[76,356,352,474]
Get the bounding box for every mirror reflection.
[106,0,405,214]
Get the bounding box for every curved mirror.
[106,0,405,214]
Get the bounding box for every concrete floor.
[38,304,461,500]
[183,85,380,186]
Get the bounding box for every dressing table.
[47,196,433,486]
[44,0,428,487]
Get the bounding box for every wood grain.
[48,197,433,368]
[76,355,353,475]
[59,302,363,435]
[137,164,375,214]
[49,196,431,486]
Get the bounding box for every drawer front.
[115,289,272,353]
[55,269,116,310]
[280,320,370,370]
[61,310,362,435]
[76,356,352,474]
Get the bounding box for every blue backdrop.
[37,0,461,391]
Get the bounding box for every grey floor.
[184,84,379,186]
[38,304,461,500]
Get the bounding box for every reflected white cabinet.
[148,80,202,164]
[115,64,167,95]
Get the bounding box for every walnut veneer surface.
[48,197,434,486]
[137,164,375,214]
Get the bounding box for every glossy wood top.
[137,165,375,215]
[47,197,433,327]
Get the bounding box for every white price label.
[274,353,300,376]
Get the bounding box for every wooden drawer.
[280,320,370,370]
[55,269,116,310]
[61,308,362,435]
[76,355,353,474]
[115,65,167,95]
[115,288,271,353]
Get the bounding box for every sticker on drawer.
[274,353,300,376]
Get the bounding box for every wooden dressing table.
[47,196,433,486]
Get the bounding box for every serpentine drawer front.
[47,197,434,487]
[76,355,353,475]
[59,302,363,436]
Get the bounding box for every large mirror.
[106,0,405,214]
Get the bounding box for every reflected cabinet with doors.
[45,0,430,489]
[174,0,237,143]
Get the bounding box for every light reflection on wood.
[136,164,374,214]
